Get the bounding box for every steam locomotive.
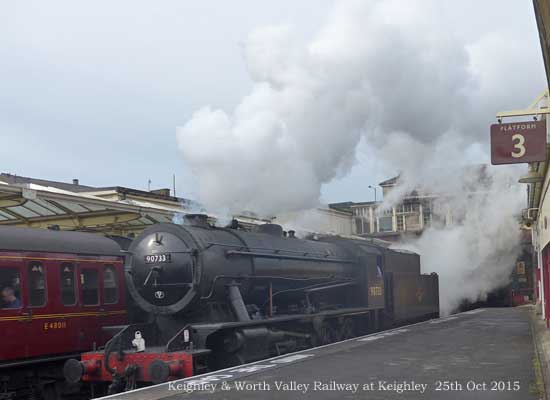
[64,214,439,395]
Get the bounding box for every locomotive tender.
[65,214,439,395]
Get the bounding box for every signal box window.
[81,269,99,306]
[0,268,21,309]
[103,265,118,304]
[60,263,76,306]
[28,262,46,307]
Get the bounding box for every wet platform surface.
[106,307,540,400]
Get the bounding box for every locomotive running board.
[166,306,382,351]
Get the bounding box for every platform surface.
[105,307,540,400]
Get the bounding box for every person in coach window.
[1,286,21,309]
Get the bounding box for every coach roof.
[0,226,122,256]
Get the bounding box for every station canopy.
[0,175,189,235]
[0,174,264,235]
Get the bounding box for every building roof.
[0,173,191,203]
[534,0,550,88]
[525,2,550,217]
[378,176,399,187]
[82,186,193,204]
[328,202,354,211]
[0,173,95,192]
[328,201,378,212]
[348,201,379,207]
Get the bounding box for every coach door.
[24,260,53,358]
[59,262,79,351]
[99,264,121,328]
[0,262,27,360]
[77,263,101,350]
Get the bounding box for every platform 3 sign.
[490,120,546,165]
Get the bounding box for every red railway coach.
[0,226,127,400]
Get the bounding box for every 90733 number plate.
[144,253,172,264]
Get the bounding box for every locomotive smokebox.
[125,224,198,315]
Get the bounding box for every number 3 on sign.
[511,134,526,158]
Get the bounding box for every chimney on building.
[150,188,171,197]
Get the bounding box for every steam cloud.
[177,1,538,314]
[393,166,524,315]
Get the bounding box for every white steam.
[177,1,538,313]
[177,1,482,215]
[177,1,538,215]
[392,166,524,315]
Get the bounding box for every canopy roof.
[0,175,269,235]
[0,181,178,234]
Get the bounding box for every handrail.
[225,250,354,264]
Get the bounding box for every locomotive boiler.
[65,215,439,394]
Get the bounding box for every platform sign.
[490,120,546,165]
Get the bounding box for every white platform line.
[357,328,410,342]
[429,316,459,324]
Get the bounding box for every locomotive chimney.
[288,230,296,238]
[72,178,79,185]
[258,223,283,236]
[184,213,210,228]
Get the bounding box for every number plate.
[144,253,172,264]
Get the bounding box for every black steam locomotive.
[65,214,439,394]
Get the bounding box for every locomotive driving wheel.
[338,318,355,341]
[315,322,338,346]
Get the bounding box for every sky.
[0,0,546,206]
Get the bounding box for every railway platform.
[101,307,541,399]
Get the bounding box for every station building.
[328,170,486,242]
[517,1,550,323]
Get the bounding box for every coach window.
[81,269,99,306]
[60,263,76,306]
[103,265,118,304]
[28,262,46,307]
[0,268,21,309]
